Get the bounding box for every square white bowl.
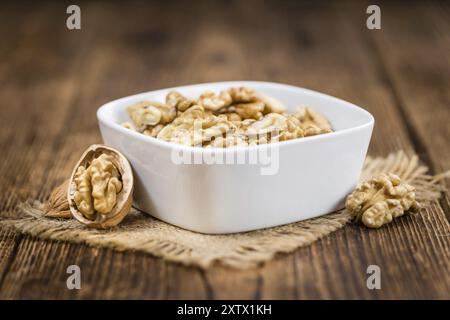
[97,81,374,234]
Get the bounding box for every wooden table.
[0,0,449,299]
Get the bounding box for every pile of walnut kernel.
[121,87,333,147]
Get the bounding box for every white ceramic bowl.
[97,81,374,234]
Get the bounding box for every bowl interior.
[98,81,373,134]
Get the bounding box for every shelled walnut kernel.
[345,173,418,228]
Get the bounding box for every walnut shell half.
[68,144,133,229]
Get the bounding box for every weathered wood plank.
[0,230,19,284]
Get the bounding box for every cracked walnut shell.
[44,180,72,218]
[345,173,418,228]
[68,144,133,229]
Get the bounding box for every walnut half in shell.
[68,144,133,229]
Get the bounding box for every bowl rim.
[97,81,375,154]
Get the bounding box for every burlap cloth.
[1,151,448,269]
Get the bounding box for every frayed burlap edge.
[0,151,448,269]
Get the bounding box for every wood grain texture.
[0,0,448,299]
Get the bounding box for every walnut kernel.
[166,91,196,112]
[127,101,176,131]
[198,90,232,111]
[345,173,418,228]
[295,107,332,136]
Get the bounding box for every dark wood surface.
[0,0,449,299]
